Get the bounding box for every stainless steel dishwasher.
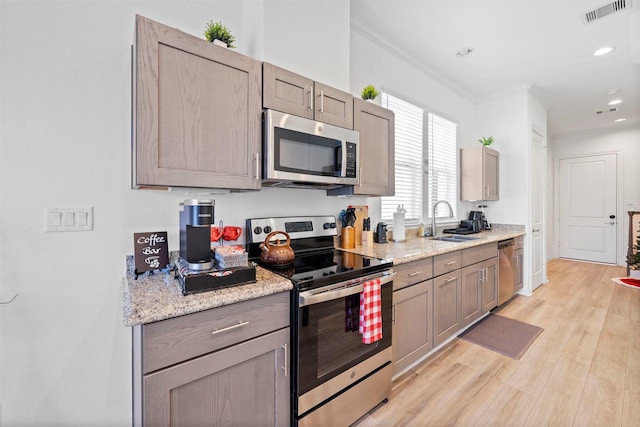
[498,239,515,305]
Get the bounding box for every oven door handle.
[298,270,396,307]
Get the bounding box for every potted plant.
[361,85,380,103]
[478,136,494,146]
[627,226,640,278]
[204,21,235,48]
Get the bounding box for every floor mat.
[611,277,640,289]
[460,314,543,360]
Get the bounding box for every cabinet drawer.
[462,243,497,267]
[142,292,289,374]
[433,251,462,277]
[393,258,433,290]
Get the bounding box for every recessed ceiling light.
[608,99,623,105]
[614,118,627,123]
[593,46,615,56]
[456,47,474,58]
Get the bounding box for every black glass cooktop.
[256,249,392,291]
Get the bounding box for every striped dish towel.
[359,278,382,344]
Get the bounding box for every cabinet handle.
[282,343,288,377]
[445,261,458,266]
[254,152,260,180]
[408,271,423,277]
[444,276,457,283]
[309,84,314,110]
[320,90,324,112]
[211,321,249,336]
[392,303,396,324]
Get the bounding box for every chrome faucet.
[432,200,454,237]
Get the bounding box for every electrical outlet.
[45,207,93,232]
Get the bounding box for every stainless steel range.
[246,215,395,426]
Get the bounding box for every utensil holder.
[342,226,356,249]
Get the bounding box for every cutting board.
[349,205,368,246]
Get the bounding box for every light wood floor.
[355,259,639,427]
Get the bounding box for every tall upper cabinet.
[460,146,499,201]
[263,62,354,129]
[328,99,395,196]
[133,15,262,190]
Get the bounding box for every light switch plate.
[45,207,93,232]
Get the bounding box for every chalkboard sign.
[134,232,169,275]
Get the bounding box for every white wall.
[550,123,640,265]
[0,1,359,425]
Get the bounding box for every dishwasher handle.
[498,239,514,249]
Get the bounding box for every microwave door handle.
[299,271,396,306]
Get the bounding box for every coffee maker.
[179,199,214,270]
[469,206,491,230]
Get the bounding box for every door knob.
[609,214,616,219]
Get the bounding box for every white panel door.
[531,131,545,290]
[559,154,617,263]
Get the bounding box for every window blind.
[427,113,457,219]
[381,93,424,223]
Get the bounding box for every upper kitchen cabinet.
[263,62,354,129]
[460,146,499,201]
[133,15,262,190]
[328,99,395,196]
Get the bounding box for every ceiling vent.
[595,107,620,114]
[584,0,631,23]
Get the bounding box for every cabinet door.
[481,257,498,313]
[433,270,461,347]
[392,280,433,375]
[514,248,523,292]
[134,15,262,190]
[460,264,481,328]
[483,147,499,200]
[313,82,354,129]
[144,328,289,427]
[354,99,395,196]
[263,62,314,120]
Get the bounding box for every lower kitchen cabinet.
[460,256,498,328]
[480,257,498,313]
[392,279,433,375]
[433,270,462,347]
[143,328,289,426]
[133,292,290,427]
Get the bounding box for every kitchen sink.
[429,235,479,243]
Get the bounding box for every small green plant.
[204,21,235,48]
[361,85,380,101]
[627,227,640,269]
[478,136,494,146]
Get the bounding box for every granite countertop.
[122,225,524,327]
[341,224,526,265]
[122,266,293,327]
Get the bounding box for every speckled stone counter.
[122,266,292,327]
[341,225,526,265]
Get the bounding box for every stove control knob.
[253,226,262,235]
[330,222,336,229]
[323,222,330,229]
[263,226,272,234]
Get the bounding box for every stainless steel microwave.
[262,109,359,189]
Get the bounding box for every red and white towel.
[359,278,382,344]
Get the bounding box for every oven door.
[294,270,394,414]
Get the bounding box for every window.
[380,93,423,223]
[381,94,458,225]
[427,113,457,220]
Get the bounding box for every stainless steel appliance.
[179,199,214,270]
[498,239,515,305]
[262,109,359,189]
[246,216,394,426]
[469,209,491,230]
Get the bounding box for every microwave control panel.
[345,142,357,178]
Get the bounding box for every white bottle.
[393,204,406,241]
